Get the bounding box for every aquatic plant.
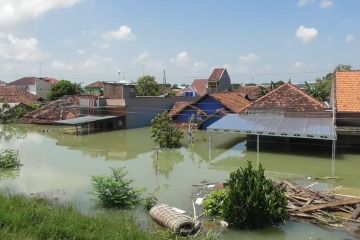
[92,168,141,208]
[0,149,21,170]
[223,161,288,229]
[151,112,183,148]
[203,189,227,216]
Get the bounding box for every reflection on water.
[0,125,359,240]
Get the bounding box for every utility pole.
[163,68,167,85]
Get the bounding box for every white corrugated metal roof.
[207,114,336,140]
[55,115,118,125]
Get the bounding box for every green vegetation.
[203,189,227,216]
[223,161,288,229]
[151,112,184,148]
[136,75,161,96]
[0,149,21,170]
[92,168,141,208]
[0,193,218,240]
[48,80,83,100]
[144,192,158,211]
[305,64,352,101]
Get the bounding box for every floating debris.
[149,204,201,236]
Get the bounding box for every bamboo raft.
[278,181,360,235]
[149,204,201,236]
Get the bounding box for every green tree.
[223,161,288,229]
[92,168,141,208]
[304,81,329,101]
[0,98,10,124]
[151,112,183,148]
[335,64,352,71]
[47,80,83,100]
[136,75,161,96]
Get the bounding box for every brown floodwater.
[0,124,359,240]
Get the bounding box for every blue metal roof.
[207,114,336,140]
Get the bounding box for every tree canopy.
[135,75,161,96]
[47,80,82,100]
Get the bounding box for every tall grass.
[0,193,218,240]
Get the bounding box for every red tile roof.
[246,83,327,112]
[237,86,267,101]
[190,79,207,96]
[86,81,104,88]
[168,101,193,117]
[0,86,42,105]
[42,77,59,85]
[210,92,251,113]
[21,95,82,124]
[169,92,250,117]
[208,68,225,82]
[335,71,360,113]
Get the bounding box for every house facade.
[185,68,232,97]
[85,81,104,94]
[7,77,53,99]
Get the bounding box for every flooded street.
[0,124,359,240]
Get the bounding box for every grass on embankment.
[0,193,218,240]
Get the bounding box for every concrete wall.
[35,79,51,99]
[336,112,360,127]
[125,96,198,129]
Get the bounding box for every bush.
[203,189,227,216]
[144,193,158,211]
[223,161,288,229]
[151,112,183,148]
[48,80,82,100]
[0,149,21,170]
[92,168,141,208]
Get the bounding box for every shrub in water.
[144,193,158,211]
[223,161,288,229]
[203,189,227,216]
[0,149,21,170]
[151,112,183,148]
[92,168,141,208]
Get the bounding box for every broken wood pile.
[278,181,360,234]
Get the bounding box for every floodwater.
[0,124,359,240]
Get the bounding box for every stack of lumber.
[278,181,360,232]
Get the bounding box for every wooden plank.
[350,205,360,220]
[297,198,360,213]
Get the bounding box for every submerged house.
[169,92,250,129]
[332,71,360,128]
[185,68,232,97]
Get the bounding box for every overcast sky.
[0,0,359,85]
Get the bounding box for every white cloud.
[297,0,316,7]
[77,49,85,55]
[98,43,109,49]
[0,0,81,28]
[294,61,304,68]
[295,25,318,43]
[0,32,44,61]
[240,53,260,63]
[264,65,272,70]
[132,52,150,65]
[102,25,136,41]
[319,0,333,9]
[51,60,74,71]
[170,51,191,66]
[346,34,354,43]
[194,61,207,68]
